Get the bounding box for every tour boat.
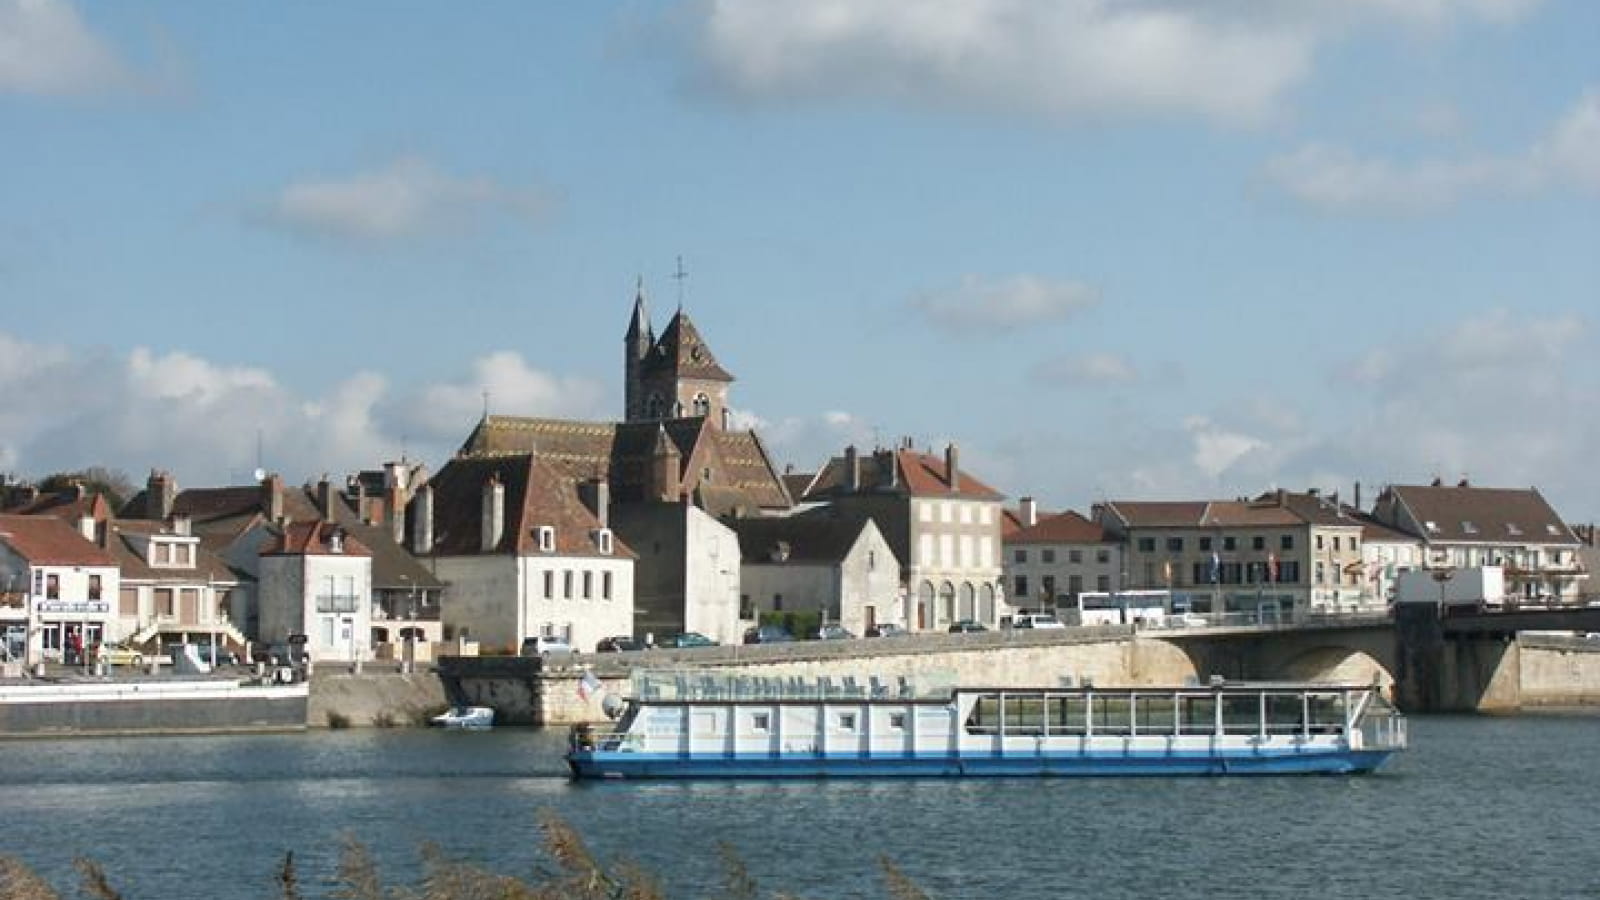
[565,672,1406,779]
[430,705,495,729]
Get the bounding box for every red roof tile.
[0,515,117,567]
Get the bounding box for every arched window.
[980,583,997,624]
[692,393,711,416]
[917,581,935,630]
[939,582,956,624]
[645,393,665,419]
[959,583,975,621]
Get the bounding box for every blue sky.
[2,0,1597,520]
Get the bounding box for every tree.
[37,467,137,510]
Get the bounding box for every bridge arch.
[1268,646,1395,691]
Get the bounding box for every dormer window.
[329,528,345,554]
[537,526,556,552]
[1424,521,1439,534]
[1546,524,1561,536]
[1462,521,1477,535]
[595,528,613,555]
[1507,523,1522,536]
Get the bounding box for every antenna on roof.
[671,255,688,311]
[481,389,491,421]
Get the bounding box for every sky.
[1,0,1597,520]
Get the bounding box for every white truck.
[1394,566,1505,607]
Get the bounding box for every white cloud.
[0,0,128,95]
[1264,88,1600,213]
[1030,351,1139,388]
[0,334,607,489]
[676,0,1536,126]
[911,274,1098,335]
[260,157,555,242]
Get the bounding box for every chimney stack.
[1020,497,1038,528]
[77,515,96,543]
[579,479,611,529]
[1354,481,1362,512]
[945,443,960,493]
[845,445,861,492]
[481,475,505,552]
[317,476,334,522]
[172,515,192,536]
[411,485,434,555]
[147,470,176,521]
[261,473,284,523]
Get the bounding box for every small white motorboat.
[431,705,495,729]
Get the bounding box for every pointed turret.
[624,278,655,421]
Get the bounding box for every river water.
[2,715,1596,899]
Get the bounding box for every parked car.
[166,642,240,666]
[743,625,795,645]
[655,632,718,649]
[250,643,308,667]
[948,620,987,634]
[1172,612,1210,627]
[813,624,856,640]
[93,641,145,667]
[1005,613,1066,630]
[520,636,574,657]
[865,623,907,638]
[595,635,643,653]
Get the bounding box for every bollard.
[304,659,315,679]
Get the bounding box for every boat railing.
[629,669,957,703]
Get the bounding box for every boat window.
[838,713,857,733]
[1132,696,1175,735]
[1048,697,1088,735]
[1006,696,1045,735]
[1090,696,1131,736]
[888,712,906,730]
[1178,696,1216,735]
[1221,695,1260,735]
[1307,695,1345,734]
[751,713,770,733]
[1264,694,1305,735]
[966,695,1001,734]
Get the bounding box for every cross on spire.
[671,255,688,311]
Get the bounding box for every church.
[424,286,793,645]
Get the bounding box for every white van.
[1006,613,1067,630]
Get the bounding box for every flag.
[1209,552,1220,584]
[577,670,602,702]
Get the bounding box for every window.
[537,526,556,552]
[1068,549,1082,564]
[752,713,770,732]
[1333,537,1342,551]
[1281,535,1294,550]
[46,574,60,599]
[837,712,858,732]
[88,575,101,601]
[563,571,574,599]
[1507,523,1522,536]
[889,712,907,730]
[1462,521,1478,535]
[1252,536,1265,551]
[1096,575,1110,592]
[1199,537,1212,552]
[773,593,784,611]
[1068,574,1083,594]
[543,570,555,599]
[1316,534,1324,550]
[1014,548,1028,564]
[1166,538,1183,552]
[1223,537,1237,551]
[602,572,613,600]
[155,543,170,565]
[156,587,174,616]
[1041,576,1056,600]
[1137,538,1155,553]
[1096,548,1110,564]
[1042,548,1056,564]
[596,529,613,555]
[692,393,710,416]
[1014,576,1028,599]
[582,571,593,600]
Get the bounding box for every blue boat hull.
[568,748,1397,780]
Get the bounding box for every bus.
[1071,590,1172,626]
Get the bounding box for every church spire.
[624,278,655,422]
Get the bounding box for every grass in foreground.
[0,810,930,900]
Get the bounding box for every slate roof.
[0,488,109,522]
[729,509,877,566]
[804,449,1005,502]
[639,311,735,383]
[1383,484,1577,545]
[1006,510,1113,545]
[423,454,636,559]
[0,515,117,567]
[458,415,791,510]
[1105,500,1306,529]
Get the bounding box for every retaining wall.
[1518,636,1600,708]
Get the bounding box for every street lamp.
[1431,568,1455,610]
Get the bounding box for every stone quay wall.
[1517,635,1600,708]
[307,667,450,728]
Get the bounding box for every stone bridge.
[440,610,1600,724]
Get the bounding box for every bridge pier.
[1395,604,1521,713]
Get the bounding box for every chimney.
[481,475,505,552]
[172,515,192,536]
[411,485,434,555]
[845,445,861,492]
[261,473,284,523]
[878,449,900,490]
[579,479,611,529]
[77,515,96,542]
[945,443,960,493]
[316,476,334,522]
[1020,497,1038,528]
[147,470,176,520]
[1354,481,1362,511]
